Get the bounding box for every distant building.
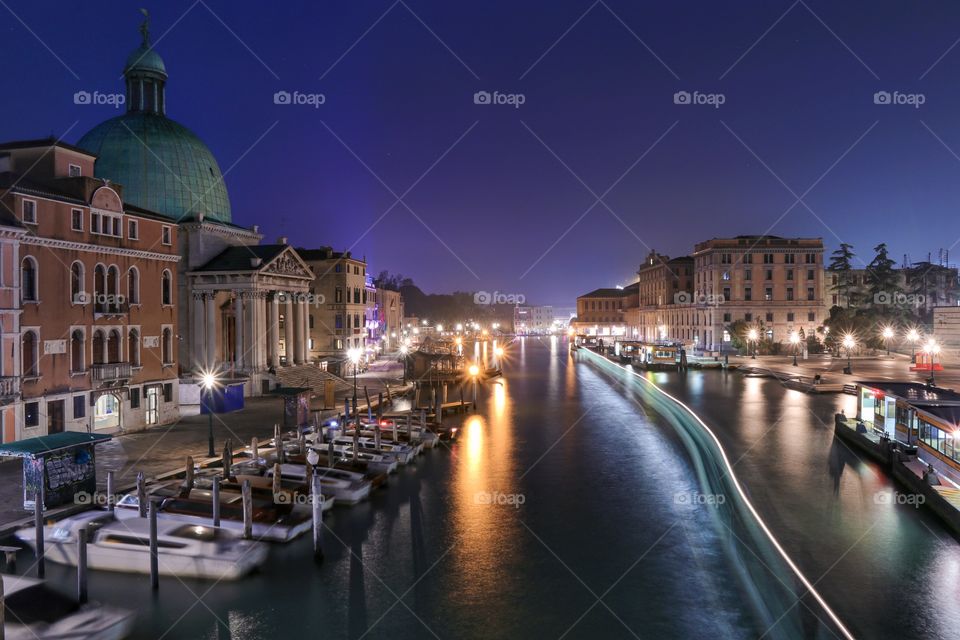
[376,288,404,351]
[823,262,958,316]
[513,305,554,334]
[299,248,369,367]
[692,236,823,351]
[572,285,639,337]
[634,252,695,343]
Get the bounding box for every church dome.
[76,17,231,223]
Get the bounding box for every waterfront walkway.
[0,362,408,534]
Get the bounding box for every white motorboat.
[2,574,134,640]
[16,511,268,580]
[115,485,323,543]
[261,462,372,505]
[357,420,440,449]
[308,444,398,475]
[330,436,419,464]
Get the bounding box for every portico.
[187,245,314,395]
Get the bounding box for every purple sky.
[4,1,960,305]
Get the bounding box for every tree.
[373,271,414,291]
[866,243,900,311]
[827,243,858,308]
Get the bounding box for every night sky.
[4,1,960,306]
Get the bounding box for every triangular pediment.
[261,247,314,279]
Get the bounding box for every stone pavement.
[0,361,409,535]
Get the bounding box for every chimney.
[278,236,288,245]
[250,257,263,268]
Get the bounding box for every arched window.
[107,265,119,313]
[161,327,172,364]
[161,270,172,306]
[128,328,140,367]
[107,329,121,363]
[94,265,106,313]
[127,267,139,305]
[71,330,84,372]
[92,329,105,365]
[70,262,84,304]
[21,257,37,302]
[22,331,38,377]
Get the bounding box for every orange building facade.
[0,139,180,440]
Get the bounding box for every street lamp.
[468,363,480,406]
[842,334,856,374]
[400,344,409,384]
[347,348,361,424]
[790,331,800,366]
[881,326,894,356]
[924,339,941,386]
[201,372,217,457]
[906,328,919,364]
[747,328,758,359]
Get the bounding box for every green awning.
[0,432,111,458]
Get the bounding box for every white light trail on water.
[581,349,856,640]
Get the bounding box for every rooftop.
[195,244,290,272]
[857,381,960,405]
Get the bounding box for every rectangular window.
[765,287,773,301]
[743,253,753,264]
[766,312,774,322]
[335,287,342,303]
[112,217,121,237]
[130,388,141,409]
[128,219,139,240]
[22,199,36,224]
[808,312,815,322]
[786,270,794,280]
[161,226,172,245]
[807,269,814,280]
[787,312,795,322]
[335,314,343,329]
[744,287,752,301]
[71,209,83,231]
[763,253,774,264]
[73,395,85,419]
[723,313,731,322]
[765,270,773,281]
[163,383,173,402]
[91,212,100,234]
[335,263,342,273]
[722,287,730,301]
[25,402,39,427]
[744,313,752,322]
[786,288,794,301]
[806,253,816,264]
[744,270,752,281]
[784,254,795,264]
[807,287,815,301]
[68,163,82,177]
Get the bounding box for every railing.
[0,376,21,398]
[91,362,132,383]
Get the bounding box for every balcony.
[91,362,132,384]
[0,376,21,399]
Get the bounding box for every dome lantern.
[124,9,167,115]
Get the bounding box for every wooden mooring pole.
[136,471,147,518]
[311,474,324,564]
[77,526,88,604]
[148,500,159,590]
[241,480,253,540]
[106,470,116,514]
[212,476,221,528]
[34,490,44,579]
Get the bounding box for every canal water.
[26,338,960,638]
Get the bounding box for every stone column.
[192,292,205,371]
[284,293,294,366]
[297,298,309,364]
[292,294,304,365]
[245,292,257,371]
[270,293,280,369]
[234,293,244,369]
[205,292,217,368]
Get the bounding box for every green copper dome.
[76,17,231,223]
[78,113,231,222]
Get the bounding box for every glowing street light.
[790,331,800,366]
[842,334,856,374]
[906,328,920,363]
[199,371,218,457]
[436,324,444,333]
[881,326,894,356]
[924,338,941,385]
[747,328,759,359]
[347,348,362,423]
[468,363,480,406]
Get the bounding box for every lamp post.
[468,363,480,407]
[347,348,361,424]
[790,331,800,367]
[881,326,894,356]
[747,328,758,359]
[400,344,408,384]
[201,372,217,457]
[842,334,856,375]
[906,328,919,364]
[925,339,941,386]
